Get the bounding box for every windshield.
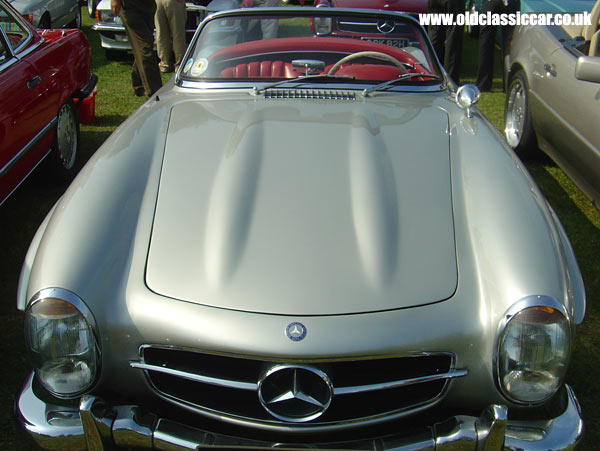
[180,8,441,85]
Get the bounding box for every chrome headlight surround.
[24,288,101,399]
[495,295,571,405]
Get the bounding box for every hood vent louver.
[263,89,356,100]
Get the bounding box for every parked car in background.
[92,0,240,59]
[505,0,600,207]
[16,6,585,450]
[0,0,96,205]
[87,0,98,17]
[310,0,427,40]
[466,0,596,38]
[9,0,81,28]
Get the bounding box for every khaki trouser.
[155,0,187,71]
[254,0,281,39]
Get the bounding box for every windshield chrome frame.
[175,7,447,93]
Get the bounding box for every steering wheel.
[327,51,409,75]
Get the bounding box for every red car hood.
[331,0,427,13]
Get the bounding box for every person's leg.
[444,0,464,84]
[427,0,446,67]
[168,0,187,70]
[131,63,144,97]
[155,0,173,72]
[120,0,162,97]
[476,0,498,91]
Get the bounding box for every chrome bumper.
[16,372,583,450]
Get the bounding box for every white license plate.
[361,37,408,48]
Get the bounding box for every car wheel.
[52,101,80,172]
[68,6,82,28]
[39,13,51,29]
[87,0,97,18]
[504,70,537,158]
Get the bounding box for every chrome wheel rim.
[505,79,526,148]
[56,104,77,170]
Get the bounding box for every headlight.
[313,17,332,35]
[25,289,99,398]
[99,10,122,25]
[496,296,570,404]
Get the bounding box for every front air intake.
[263,89,356,100]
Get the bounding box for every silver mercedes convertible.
[15,7,586,451]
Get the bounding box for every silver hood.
[146,97,456,315]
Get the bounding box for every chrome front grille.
[132,347,466,429]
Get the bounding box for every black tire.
[68,6,81,28]
[504,70,537,159]
[38,13,51,29]
[51,101,80,175]
[87,0,97,18]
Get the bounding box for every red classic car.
[0,0,96,205]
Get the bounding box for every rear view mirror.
[575,56,600,83]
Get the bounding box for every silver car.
[16,7,585,451]
[505,0,600,207]
[91,0,239,59]
[9,0,80,28]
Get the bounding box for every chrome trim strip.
[15,37,42,60]
[0,56,18,72]
[142,379,447,431]
[137,343,457,364]
[91,23,126,32]
[333,369,468,395]
[0,148,52,207]
[0,118,56,178]
[131,354,466,395]
[130,362,258,391]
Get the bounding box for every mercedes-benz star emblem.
[377,20,395,34]
[258,365,333,422]
[286,322,306,341]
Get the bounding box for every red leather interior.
[221,61,298,78]
[221,61,427,81]
[211,37,421,67]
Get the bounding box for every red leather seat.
[221,61,295,78]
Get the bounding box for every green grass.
[0,13,599,449]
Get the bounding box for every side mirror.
[456,84,481,118]
[575,56,600,83]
